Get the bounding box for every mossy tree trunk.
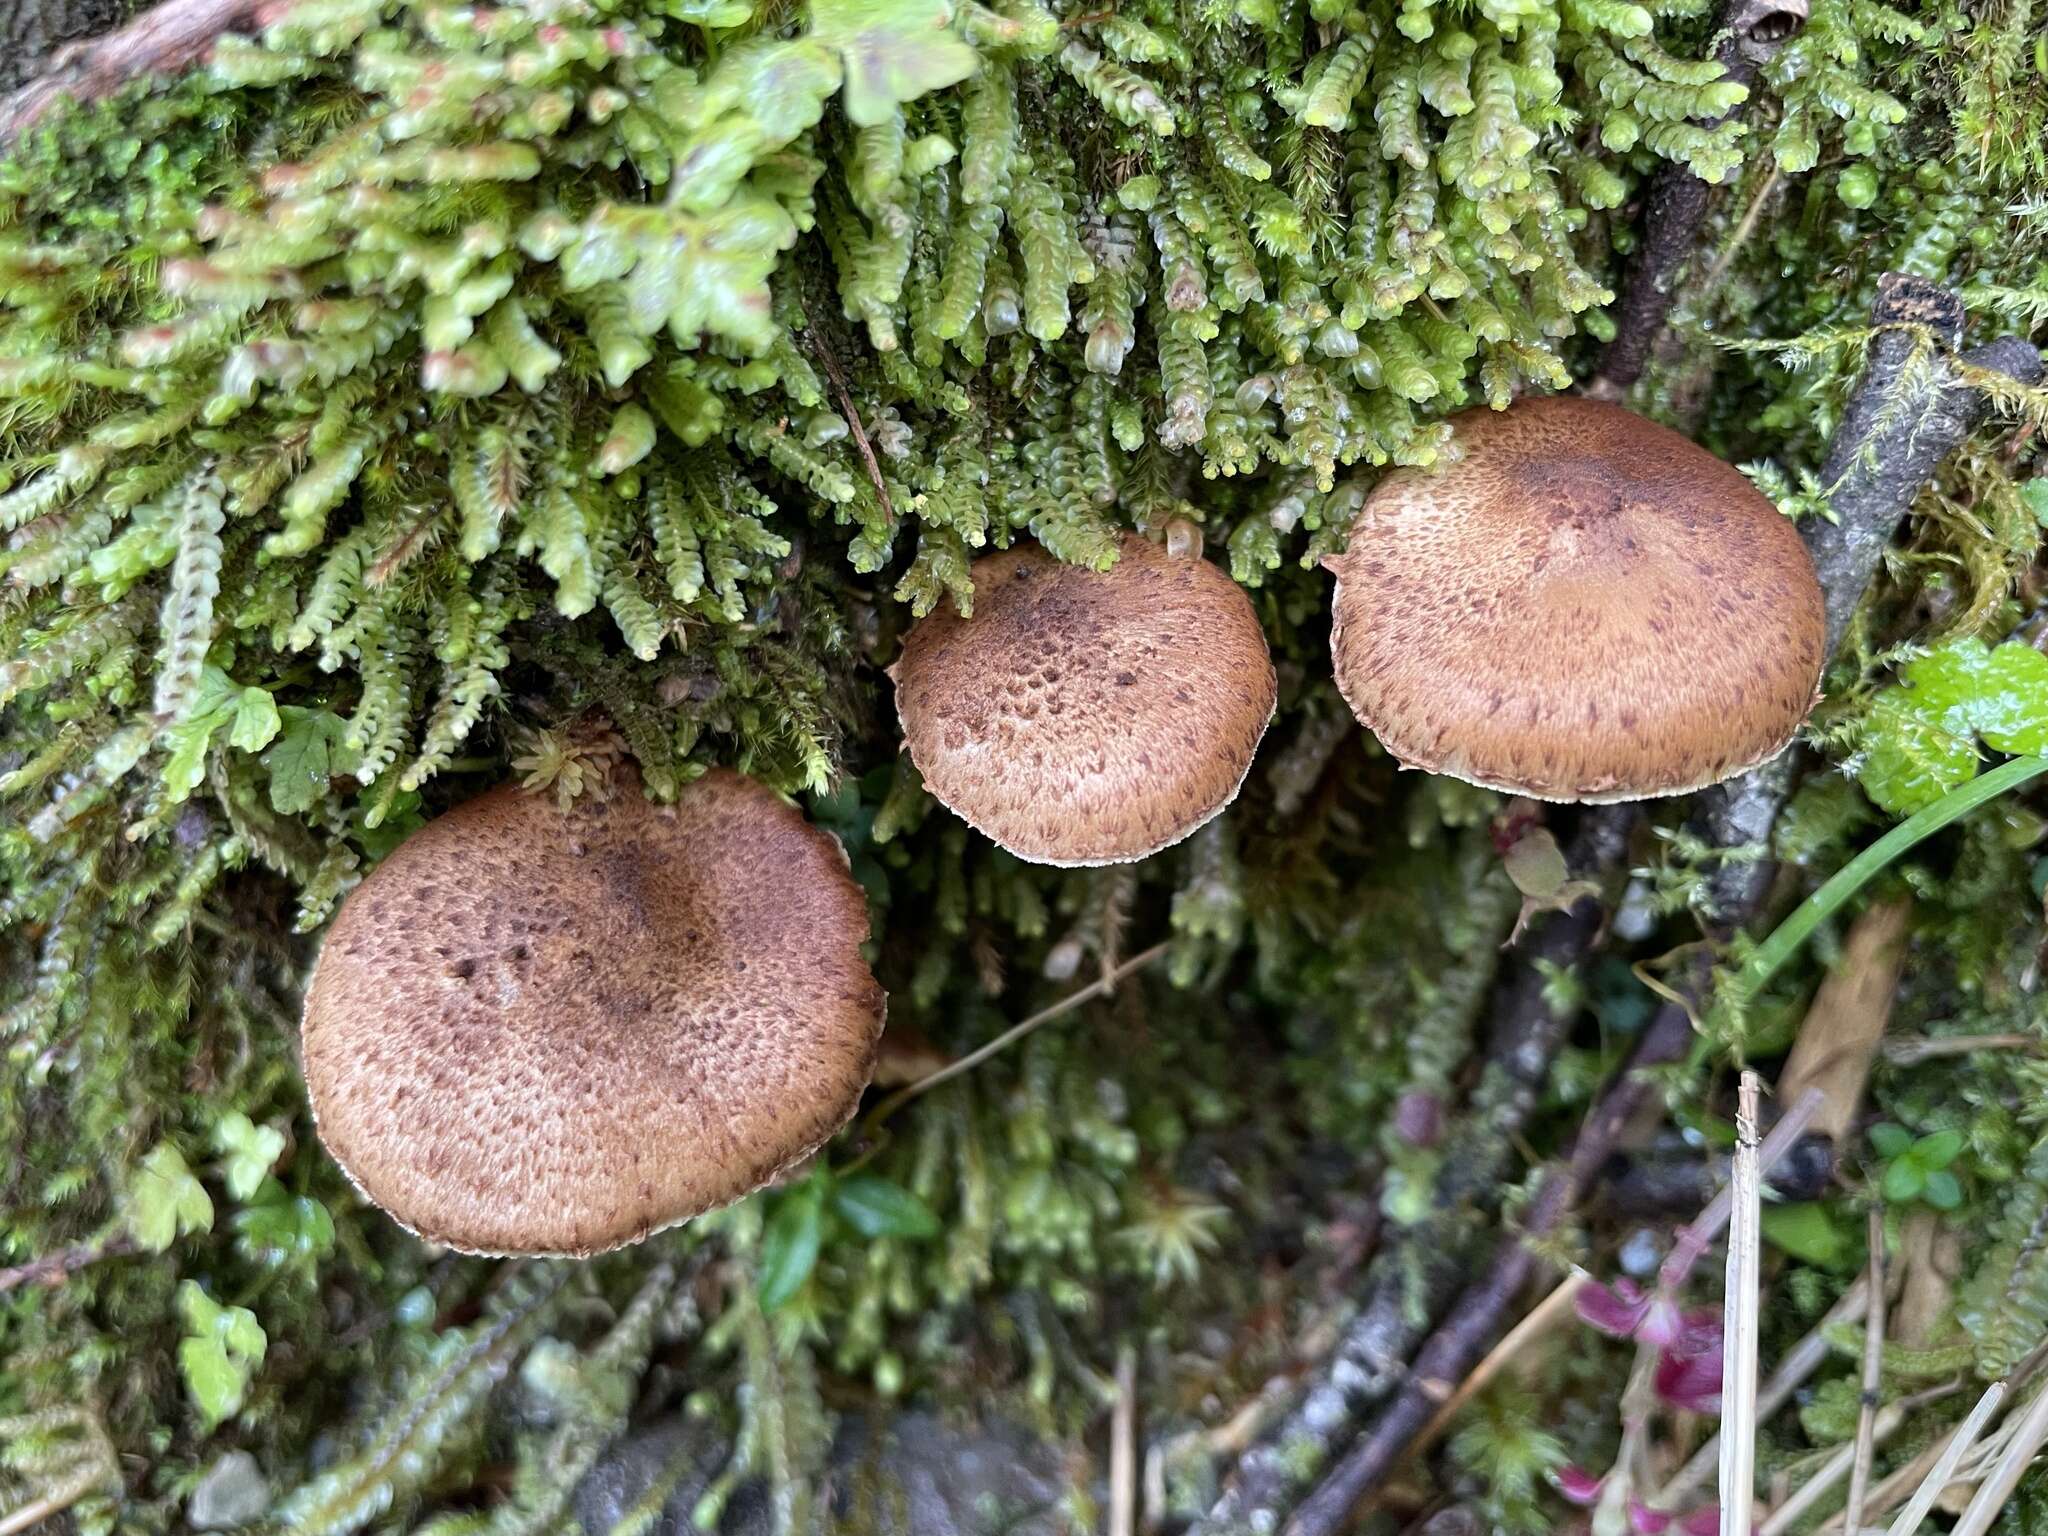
[0,0,127,93]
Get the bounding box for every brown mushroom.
[300,769,884,1257]
[1326,396,1825,802]
[891,532,1277,865]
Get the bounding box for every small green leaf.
[234,1191,336,1268]
[1759,1202,1852,1269]
[177,1281,266,1430]
[262,708,357,815]
[128,1143,216,1253]
[1882,1157,1925,1203]
[1916,1179,1966,1212]
[178,1276,225,1334]
[758,1183,827,1310]
[1858,640,2048,812]
[213,1112,286,1202]
[832,1174,940,1239]
[151,663,239,801]
[162,714,229,802]
[1914,1130,1964,1171]
[1922,1169,1963,1210]
[726,41,844,143]
[179,1336,244,1429]
[810,0,978,126]
[2019,478,2048,530]
[229,687,282,752]
[1868,1123,1914,1160]
[1857,692,1978,814]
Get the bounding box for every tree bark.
[0,0,271,148]
[0,0,129,96]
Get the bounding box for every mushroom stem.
[1201,280,2044,1536]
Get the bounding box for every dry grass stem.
[1881,1034,2041,1065]
[1881,1381,2006,1536]
[1843,1208,1890,1536]
[1665,1087,1826,1290]
[1948,1382,2048,1536]
[1112,1344,1138,1536]
[1410,1271,1591,1457]
[1720,1072,1764,1536]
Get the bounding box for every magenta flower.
[1576,1278,1651,1338]
[1651,1308,1724,1415]
[1576,1279,1687,1346]
[1555,1466,1605,1507]
[1629,1502,1719,1536]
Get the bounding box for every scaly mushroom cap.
[301,770,884,1257]
[1326,396,1826,802]
[892,534,1277,865]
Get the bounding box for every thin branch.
[1695,166,1785,308]
[1805,276,2046,657]
[861,942,1168,1129]
[0,1233,136,1295]
[0,0,271,148]
[1111,1345,1138,1536]
[795,294,898,526]
[1406,1272,1591,1466]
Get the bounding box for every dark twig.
[1191,805,1635,1536]
[1590,0,1809,394]
[795,294,899,527]
[1804,275,2046,658]
[1280,282,2043,1536]
[0,1233,137,1295]
[0,0,271,148]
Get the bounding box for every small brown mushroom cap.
[892,533,1277,866]
[300,770,884,1257]
[1325,396,1826,802]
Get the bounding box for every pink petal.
[1639,1296,1683,1349]
[1675,1307,1724,1350]
[1556,1466,1605,1507]
[1680,1507,1721,1536]
[1654,1333,1724,1415]
[1576,1278,1650,1338]
[1628,1502,1674,1534]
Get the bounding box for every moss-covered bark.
[0,0,128,94]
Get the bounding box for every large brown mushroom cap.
[1326,396,1826,802]
[301,770,884,1257]
[892,533,1277,866]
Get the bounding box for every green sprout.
[1869,1124,1966,1211]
